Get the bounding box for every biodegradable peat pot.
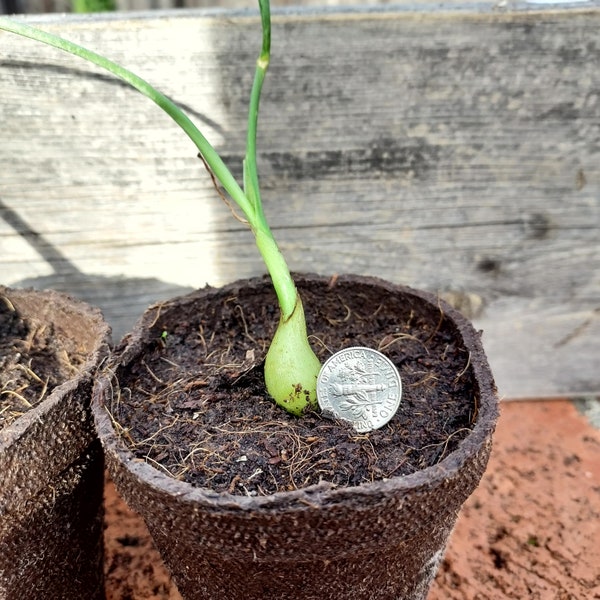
[93,274,498,600]
[0,287,110,599]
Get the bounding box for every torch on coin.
[317,347,402,433]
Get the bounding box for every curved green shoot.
[0,2,321,415]
[0,17,253,222]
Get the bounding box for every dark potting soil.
[112,278,479,497]
[0,297,83,430]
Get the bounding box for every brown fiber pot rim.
[0,286,111,450]
[93,274,499,513]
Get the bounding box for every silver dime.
[316,347,402,433]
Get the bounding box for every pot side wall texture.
[93,275,499,600]
[0,288,110,600]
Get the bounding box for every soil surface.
[111,279,477,496]
[0,297,83,430]
[103,398,600,599]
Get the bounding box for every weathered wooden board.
[3,0,512,17]
[1,3,599,398]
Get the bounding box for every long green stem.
[0,17,253,223]
[245,0,270,216]
[242,1,320,413]
[0,15,299,321]
[243,0,297,320]
[0,6,321,415]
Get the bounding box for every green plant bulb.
[0,0,323,418]
[264,296,321,416]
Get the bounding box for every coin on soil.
[316,347,402,433]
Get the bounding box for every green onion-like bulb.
[264,296,321,416]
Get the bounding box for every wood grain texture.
[6,0,511,17]
[1,3,599,397]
